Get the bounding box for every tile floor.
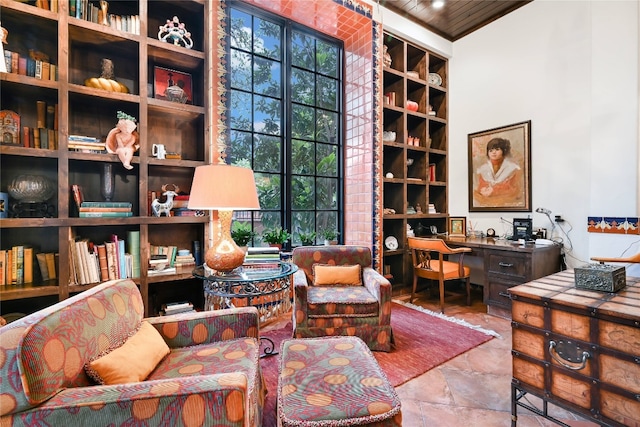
[394,287,599,427]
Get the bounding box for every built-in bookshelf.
[0,0,210,317]
[381,31,449,289]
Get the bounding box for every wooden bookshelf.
[0,0,210,316]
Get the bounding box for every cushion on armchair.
[312,264,362,286]
[86,321,170,385]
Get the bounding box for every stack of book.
[148,254,175,276]
[244,247,281,268]
[79,201,133,218]
[160,301,195,316]
[428,203,437,214]
[68,135,106,153]
[174,251,196,269]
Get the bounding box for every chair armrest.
[451,247,472,254]
[145,307,259,348]
[362,267,392,304]
[33,375,252,425]
[292,269,309,326]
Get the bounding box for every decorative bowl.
[8,174,56,203]
[383,131,396,142]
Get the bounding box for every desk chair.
[407,237,472,313]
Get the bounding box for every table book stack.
[244,247,280,269]
[160,301,195,316]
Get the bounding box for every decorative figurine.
[383,45,392,67]
[151,184,180,217]
[105,111,139,170]
[158,16,193,49]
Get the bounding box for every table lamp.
[188,164,260,272]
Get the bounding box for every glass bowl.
[7,174,56,203]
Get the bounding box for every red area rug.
[259,301,498,426]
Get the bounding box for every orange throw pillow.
[87,321,170,385]
[313,264,362,286]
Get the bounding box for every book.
[4,50,11,73]
[10,52,18,75]
[79,207,132,212]
[97,244,108,281]
[105,241,117,280]
[23,127,30,148]
[0,250,5,286]
[45,252,56,279]
[24,247,33,283]
[81,201,132,208]
[36,252,49,281]
[41,61,50,80]
[18,57,27,75]
[7,249,13,284]
[117,238,126,279]
[193,240,202,266]
[79,212,133,217]
[126,230,140,277]
[39,128,48,149]
[71,184,84,212]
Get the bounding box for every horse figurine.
[151,184,180,217]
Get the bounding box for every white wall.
[448,0,639,269]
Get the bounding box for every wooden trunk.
[509,271,640,427]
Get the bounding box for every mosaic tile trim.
[371,19,383,271]
[588,217,639,234]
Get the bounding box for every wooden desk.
[445,237,562,318]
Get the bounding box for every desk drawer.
[487,253,527,279]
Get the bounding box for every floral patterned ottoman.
[278,336,402,426]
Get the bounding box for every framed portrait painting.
[153,66,193,104]
[468,120,531,212]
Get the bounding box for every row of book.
[3,51,57,81]
[71,0,140,35]
[0,246,57,286]
[78,202,133,218]
[69,232,140,285]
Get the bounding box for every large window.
[227,5,343,247]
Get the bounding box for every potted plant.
[321,228,339,245]
[231,222,256,249]
[298,231,317,246]
[262,227,291,249]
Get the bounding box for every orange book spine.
[97,244,109,281]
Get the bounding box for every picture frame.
[468,120,531,212]
[153,66,193,104]
[448,217,467,237]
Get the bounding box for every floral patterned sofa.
[291,245,393,351]
[0,279,265,426]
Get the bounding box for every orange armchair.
[407,237,472,313]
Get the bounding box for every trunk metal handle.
[498,262,514,267]
[549,340,590,370]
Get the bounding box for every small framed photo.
[153,66,193,104]
[448,217,467,237]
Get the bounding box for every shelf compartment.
[382,33,404,73]
[146,109,205,161]
[147,0,205,52]
[407,114,427,146]
[69,34,139,94]
[69,158,140,215]
[407,183,427,215]
[383,145,405,180]
[1,156,59,218]
[383,181,405,215]
[428,119,447,151]
[428,185,447,215]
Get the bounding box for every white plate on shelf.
[384,236,399,250]
[428,73,442,86]
[406,71,419,79]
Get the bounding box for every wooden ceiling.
[379,0,532,41]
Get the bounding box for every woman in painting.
[474,137,523,206]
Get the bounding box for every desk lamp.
[188,164,260,272]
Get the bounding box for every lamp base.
[205,210,245,272]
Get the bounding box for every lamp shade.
[188,164,260,210]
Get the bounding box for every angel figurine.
[105,111,140,170]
